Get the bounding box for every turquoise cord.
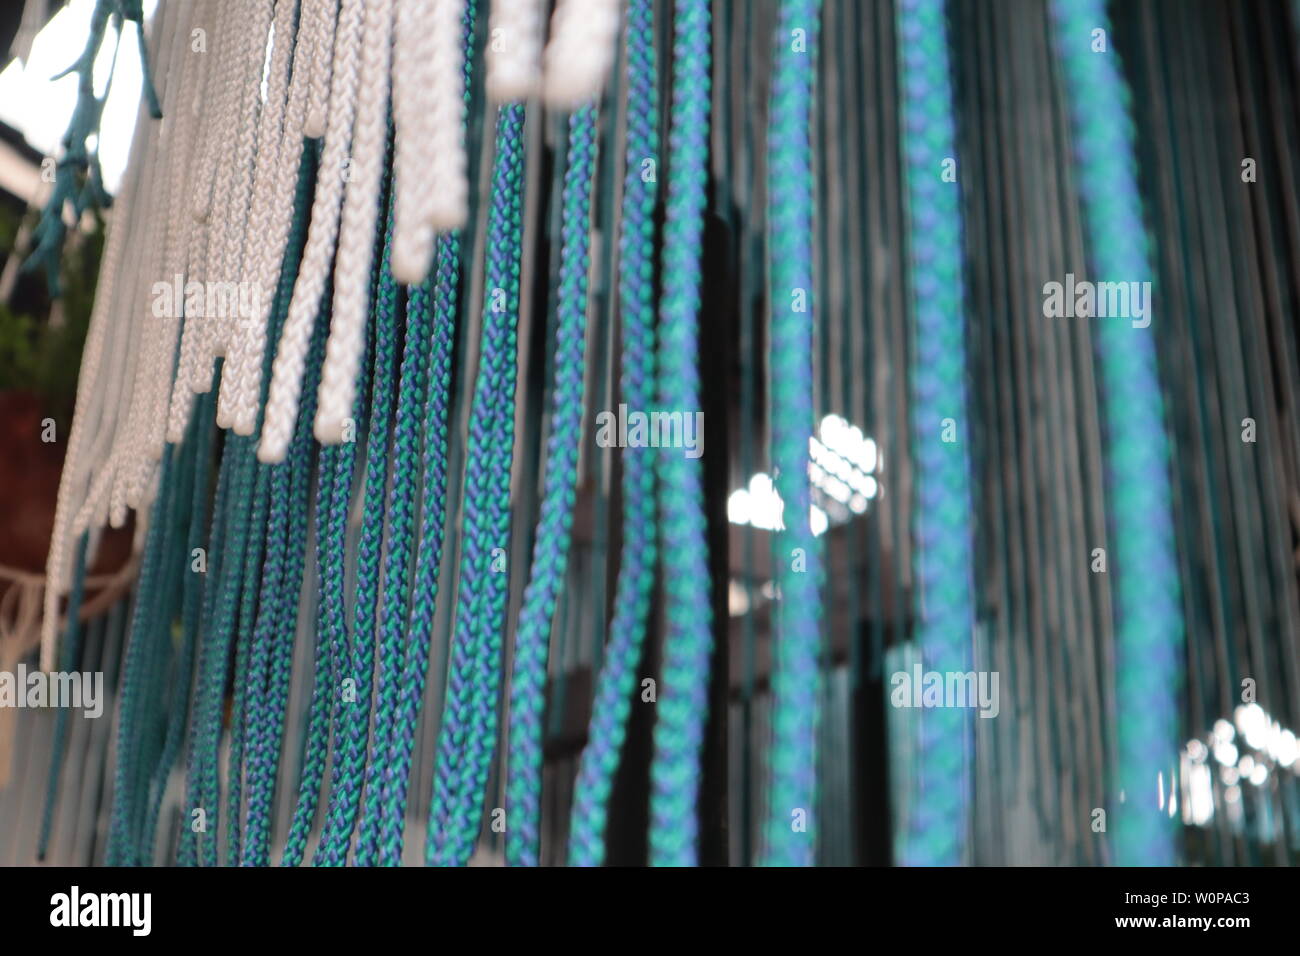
[568,0,660,868]
[504,104,597,868]
[648,0,713,868]
[1050,0,1184,867]
[760,0,823,869]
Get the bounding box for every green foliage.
[0,203,103,427]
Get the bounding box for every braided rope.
[568,0,659,867]
[314,168,398,866]
[260,0,365,464]
[314,0,396,444]
[36,534,89,861]
[503,104,597,867]
[542,0,622,109]
[647,0,712,868]
[425,103,526,867]
[486,0,545,103]
[896,0,974,867]
[759,0,823,868]
[305,0,338,138]
[1049,0,1183,867]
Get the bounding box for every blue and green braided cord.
[376,242,454,866]
[139,385,219,863]
[647,0,713,869]
[502,103,597,868]
[362,0,479,867]
[241,272,327,866]
[426,102,526,867]
[760,0,822,869]
[1050,0,1183,867]
[315,159,399,866]
[568,0,659,868]
[896,0,975,867]
[354,258,434,867]
[106,448,175,865]
[37,533,89,861]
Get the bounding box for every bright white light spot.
[1249,763,1268,786]
[1213,741,1238,767]
[0,0,158,195]
[1235,703,1268,751]
[1213,719,1235,743]
[810,505,828,537]
[1275,729,1296,768]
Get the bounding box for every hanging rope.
[761,0,823,869]
[568,0,659,867]
[503,104,597,867]
[426,102,527,868]
[1050,0,1184,867]
[896,0,975,867]
[648,0,713,868]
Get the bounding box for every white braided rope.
[541,0,621,109]
[206,0,276,393]
[312,0,394,445]
[229,0,315,437]
[216,0,301,431]
[127,0,201,505]
[38,87,153,670]
[486,0,545,104]
[389,0,435,284]
[167,0,232,437]
[109,2,180,524]
[304,0,337,139]
[257,0,365,463]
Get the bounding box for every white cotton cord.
[304,0,337,139]
[131,0,202,501]
[257,0,365,463]
[541,0,621,109]
[189,0,239,227]
[229,0,314,437]
[486,0,545,104]
[167,0,227,440]
[208,0,277,414]
[313,0,395,446]
[110,2,179,522]
[38,90,153,672]
[192,0,273,396]
[217,0,302,431]
[426,0,469,231]
[389,0,436,284]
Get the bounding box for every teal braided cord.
[568,0,660,868]
[240,143,323,865]
[242,286,326,865]
[896,0,975,867]
[37,533,89,861]
[127,435,195,856]
[225,460,273,864]
[184,437,258,867]
[301,356,369,865]
[647,0,713,868]
[760,0,823,868]
[426,103,525,867]
[1050,0,1183,866]
[315,168,399,866]
[503,103,597,868]
[176,426,233,868]
[281,441,338,866]
[105,448,176,865]
[373,0,480,868]
[139,386,219,863]
[354,254,434,868]
[375,245,452,865]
